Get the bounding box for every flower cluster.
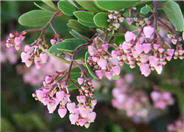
[87,41,121,80]
[167,120,184,132]
[111,25,183,77]
[6,32,26,50]
[1,41,18,64]
[151,90,174,109]
[107,10,124,31]
[33,69,97,128]
[33,74,70,114]
[21,44,48,68]
[112,74,151,118]
[67,95,97,128]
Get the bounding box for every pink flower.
[21,52,32,67]
[50,39,56,45]
[95,70,104,79]
[77,95,86,103]
[47,99,58,113]
[69,114,79,124]
[97,59,107,70]
[14,37,22,50]
[56,90,65,102]
[125,31,136,42]
[40,52,48,63]
[24,45,33,53]
[112,66,121,75]
[58,107,67,118]
[143,26,154,38]
[140,63,151,77]
[151,91,160,101]
[44,75,52,84]
[88,45,96,56]
[78,118,86,126]
[34,56,42,69]
[142,43,152,53]
[102,43,108,51]
[77,77,84,85]
[88,112,96,122]
[67,102,76,113]
[126,18,133,25]
[105,71,112,80]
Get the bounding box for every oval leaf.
[93,12,108,28]
[78,19,96,28]
[67,19,91,35]
[41,0,56,10]
[95,1,137,11]
[58,0,76,16]
[76,0,102,12]
[18,10,53,27]
[49,38,86,53]
[73,11,94,24]
[163,0,184,32]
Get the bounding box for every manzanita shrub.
[5,0,184,130]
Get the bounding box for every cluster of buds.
[33,74,70,114]
[167,120,184,132]
[107,10,124,31]
[112,75,150,118]
[21,44,48,68]
[64,74,97,127]
[67,95,97,128]
[33,69,97,128]
[151,90,174,109]
[78,76,94,97]
[111,25,183,77]
[87,42,121,80]
[6,31,26,50]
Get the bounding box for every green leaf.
[73,11,94,24]
[95,1,137,11]
[69,29,85,40]
[67,19,90,35]
[76,0,102,12]
[18,10,53,27]
[162,0,184,31]
[58,0,76,16]
[46,15,71,37]
[34,2,55,12]
[84,52,97,79]
[78,19,96,28]
[41,0,56,10]
[140,4,152,15]
[68,67,81,90]
[93,12,108,28]
[49,38,86,53]
[113,33,124,45]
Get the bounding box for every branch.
[24,10,61,37]
[66,43,90,83]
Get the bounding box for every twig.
[66,43,89,83]
[50,23,60,41]
[24,11,61,35]
[69,78,81,89]
[39,11,61,39]
[158,18,175,33]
